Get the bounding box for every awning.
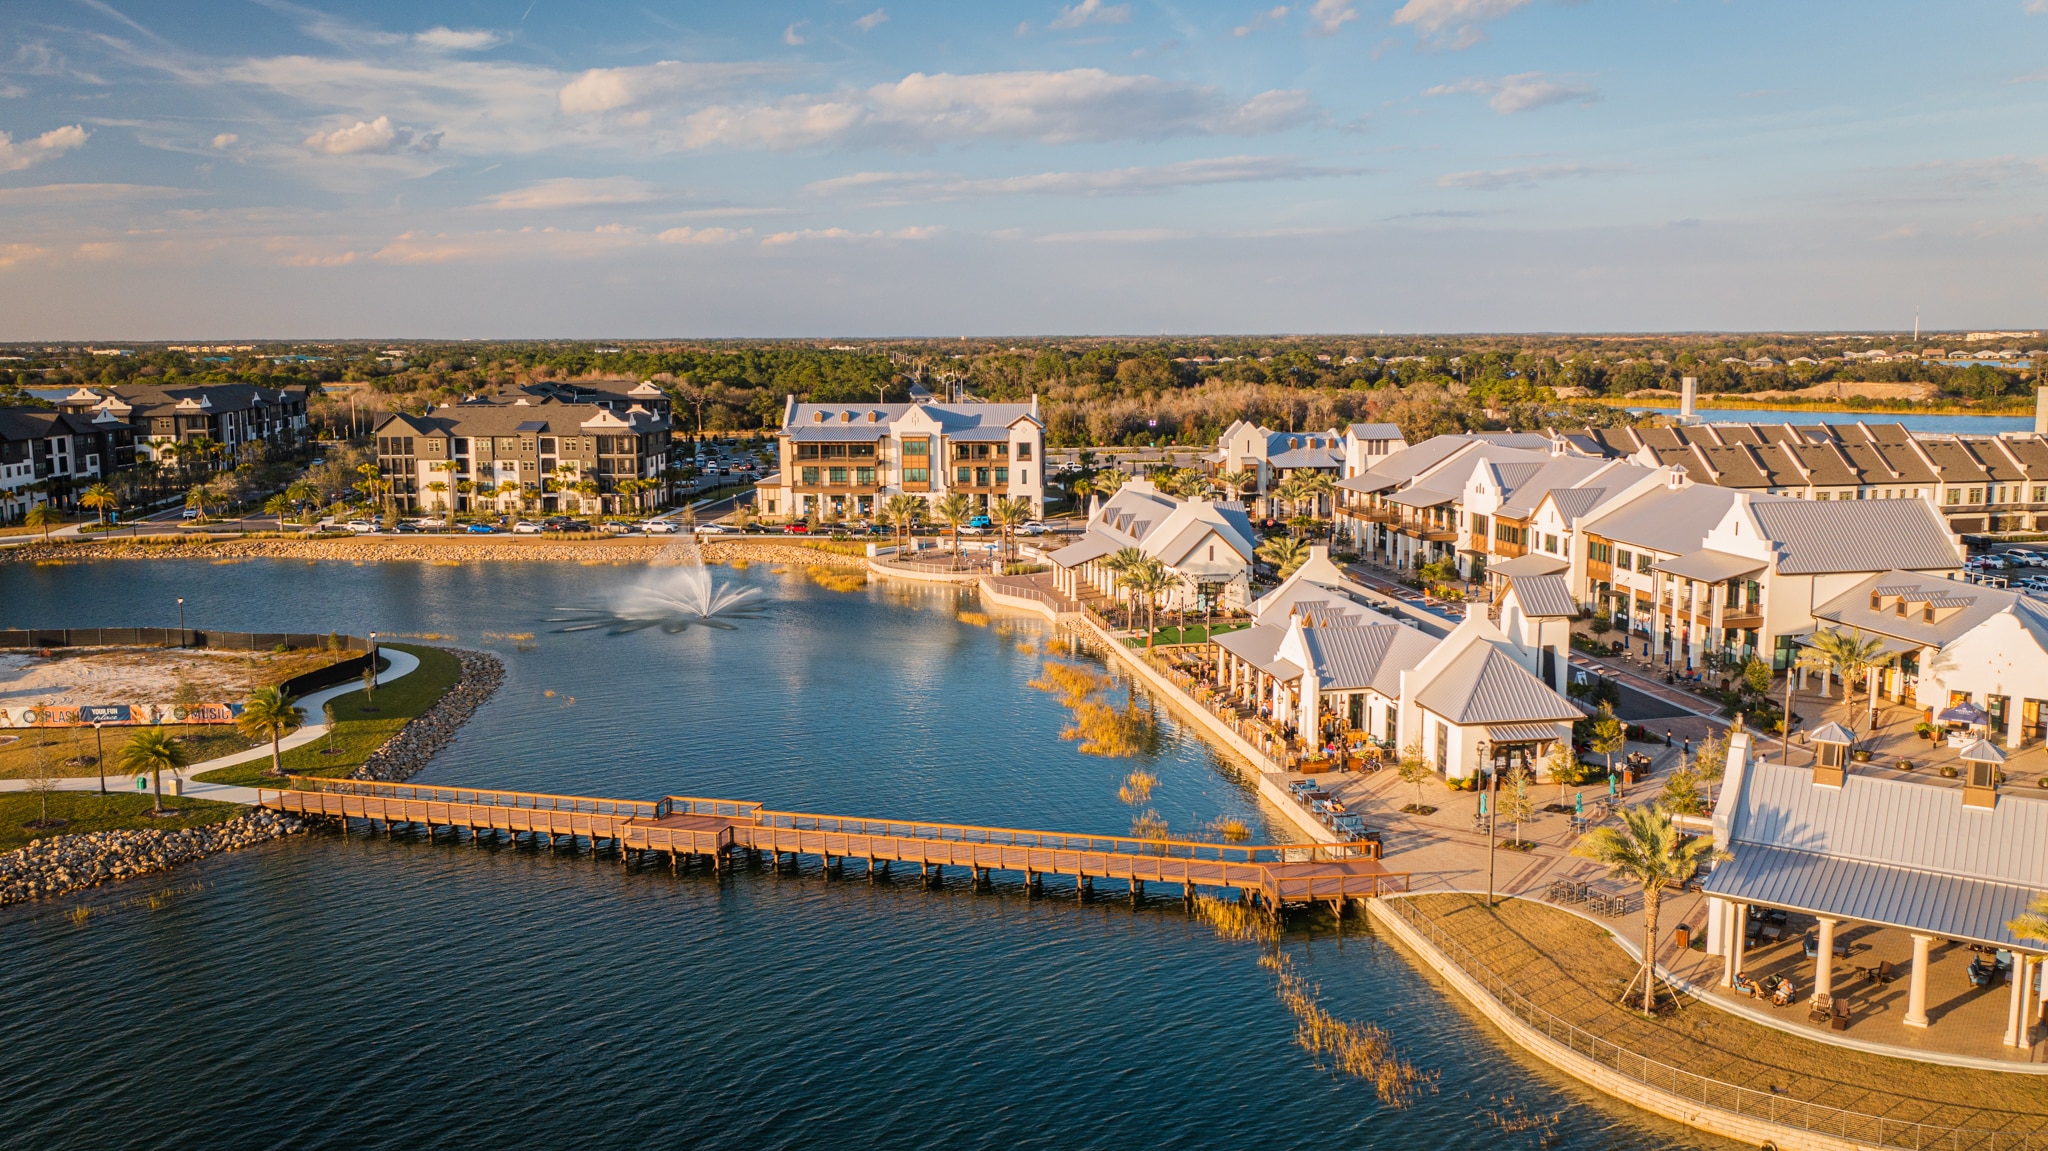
[1047,534,1118,568]
[1651,548,1766,583]
[1485,722,1567,743]
[1703,843,2041,951]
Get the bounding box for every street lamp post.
[176,597,184,647]
[1480,739,1500,909]
[94,721,106,795]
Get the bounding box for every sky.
[2,0,2046,338]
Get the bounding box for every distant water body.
[0,560,1728,1150]
[1629,406,2032,435]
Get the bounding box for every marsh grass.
[807,566,868,592]
[957,611,991,627]
[1193,894,1275,942]
[1208,816,1252,842]
[1261,952,1434,1106]
[1117,770,1157,805]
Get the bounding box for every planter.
[1852,750,1873,763]
[1896,760,1914,771]
[1939,765,1960,779]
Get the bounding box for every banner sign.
[0,702,245,728]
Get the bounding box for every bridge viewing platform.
[256,778,1406,914]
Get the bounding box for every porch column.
[1651,571,1667,660]
[1722,901,1747,987]
[2008,953,2035,1047]
[1710,581,1727,664]
[1811,917,1839,1003]
[1903,933,1935,1028]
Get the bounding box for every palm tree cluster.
[1102,546,1178,644]
[1270,470,1335,535]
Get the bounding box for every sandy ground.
[0,648,334,705]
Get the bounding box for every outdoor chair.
[1771,978,1796,1007]
[1807,993,1833,1024]
[1830,997,1851,1031]
[1803,933,1851,960]
[1874,959,1895,985]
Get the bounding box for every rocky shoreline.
[354,647,505,783]
[0,808,307,906]
[2,535,868,567]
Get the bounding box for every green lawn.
[0,791,244,853]
[1134,621,1252,647]
[0,726,255,780]
[194,643,463,787]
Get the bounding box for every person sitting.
[1734,974,1765,999]
[1771,978,1795,1007]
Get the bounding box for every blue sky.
[3,0,2046,337]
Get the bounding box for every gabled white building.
[1047,479,1257,612]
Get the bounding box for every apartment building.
[0,406,137,522]
[1210,420,1351,517]
[372,385,673,516]
[767,396,1044,521]
[50,383,308,464]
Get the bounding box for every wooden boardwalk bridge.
[256,778,1407,914]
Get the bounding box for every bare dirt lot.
[0,647,345,707]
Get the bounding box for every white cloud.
[1423,72,1599,113]
[1232,6,1290,37]
[302,115,440,155]
[657,226,744,244]
[0,182,187,202]
[783,22,808,46]
[761,225,939,246]
[414,27,502,51]
[0,124,87,172]
[1307,0,1358,36]
[674,70,1315,150]
[1035,228,1192,243]
[806,155,1357,199]
[557,60,786,116]
[1437,162,1622,190]
[2029,0,2048,13]
[210,132,238,149]
[856,8,890,31]
[1050,0,1133,31]
[476,177,662,211]
[1391,0,1535,48]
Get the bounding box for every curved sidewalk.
[0,646,421,806]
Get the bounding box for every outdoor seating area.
[1284,777,1381,846]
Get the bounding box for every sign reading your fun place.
[0,702,245,727]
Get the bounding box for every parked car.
[465,522,500,533]
[694,522,732,534]
[2004,550,2047,567]
[1018,521,1048,536]
[181,508,201,520]
[512,521,544,534]
[345,520,377,533]
[782,522,811,533]
[390,521,423,533]
[639,520,679,534]
[414,518,448,529]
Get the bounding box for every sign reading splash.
[0,702,245,727]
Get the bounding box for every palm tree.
[991,496,1032,561]
[235,686,304,777]
[263,493,292,529]
[495,480,521,514]
[935,492,974,568]
[23,502,60,541]
[184,483,212,520]
[1216,469,1258,505]
[1589,701,1627,779]
[1091,469,1125,497]
[1571,805,1726,1013]
[1103,545,1151,627]
[119,727,190,814]
[1291,471,1335,536]
[425,480,449,515]
[79,482,118,527]
[2009,892,2048,948]
[1123,557,1173,646]
[1797,626,1888,708]
[883,494,924,553]
[1256,534,1310,578]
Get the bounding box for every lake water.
[0,559,1728,1150]
[1628,406,2032,435]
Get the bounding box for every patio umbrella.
[1607,775,1618,798]
[1938,702,1990,726]
[1574,792,1584,816]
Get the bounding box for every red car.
[782,522,810,533]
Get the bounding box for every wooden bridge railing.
[280,776,659,819]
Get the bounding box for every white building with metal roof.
[1046,479,1256,613]
[767,395,1044,522]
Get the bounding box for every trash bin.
[1674,924,1691,950]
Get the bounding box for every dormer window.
[1895,599,1906,617]
[1870,591,1882,611]
[1923,604,1935,623]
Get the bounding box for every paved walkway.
[0,647,421,806]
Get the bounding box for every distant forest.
[4,332,2037,448]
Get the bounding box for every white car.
[693,522,732,534]
[345,520,377,533]
[1017,521,1048,536]
[639,520,679,534]
[414,518,448,529]
[511,521,543,534]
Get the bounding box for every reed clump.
[1063,700,1157,757]
[957,611,991,627]
[1208,816,1252,842]
[1029,661,1110,707]
[807,566,868,592]
[1128,808,1169,843]
[1259,953,1434,1107]
[1193,894,1275,943]
[1118,770,1157,805]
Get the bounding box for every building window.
[905,467,928,483]
[1471,514,1488,538]
[829,467,848,485]
[975,468,990,486]
[956,466,971,484]
[994,467,1008,484]
[538,438,556,454]
[2036,486,2047,502]
[801,467,819,485]
[856,467,875,486]
[904,438,928,458]
[1637,553,1652,574]
[1545,533,1559,554]
[1969,488,1983,504]
[1945,489,1961,505]
[1017,443,1032,461]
